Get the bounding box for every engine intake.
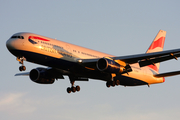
[29,68,55,84]
[97,58,123,73]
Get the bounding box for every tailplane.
[146,30,166,72]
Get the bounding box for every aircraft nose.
[6,38,15,51]
[6,37,21,52]
[6,38,12,50]
[6,38,22,57]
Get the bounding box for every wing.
[113,48,180,67]
[15,67,65,79]
[15,67,89,81]
[78,48,180,68]
[15,72,29,76]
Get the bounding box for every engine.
[29,68,55,84]
[97,58,123,73]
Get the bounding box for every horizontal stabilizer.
[154,70,180,77]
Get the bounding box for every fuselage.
[6,32,165,86]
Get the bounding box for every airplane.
[6,30,180,93]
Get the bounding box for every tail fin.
[146,30,166,72]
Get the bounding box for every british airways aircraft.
[6,30,180,93]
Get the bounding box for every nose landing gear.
[19,66,26,71]
[17,57,26,71]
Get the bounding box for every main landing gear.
[67,77,81,93]
[106,80,120,88]
[67,85,80,93]
[17,57,26,71]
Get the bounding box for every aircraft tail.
[146,30,166,72]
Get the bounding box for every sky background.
[1,0,180,120]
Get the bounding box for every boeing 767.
[6,30,180,93]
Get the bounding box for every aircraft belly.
[10,50,76,70]
[114,75,148,86]
[115,70,164,86]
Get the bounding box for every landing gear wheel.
[19,66,22,71]
[115,80,120,86]
[106,81,111,88]
[67,87,72,93]
[111,81,115,87]
[106,80,120,88]
[76,86,80,92]
[19,66,26,71]
[71,86,76,93]
[22,66,26,71]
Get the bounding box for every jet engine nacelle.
[96,58,123,73]
[29,68,55,84]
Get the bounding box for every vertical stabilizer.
[146,30,166,72]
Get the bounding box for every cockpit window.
[11,36,24,39]
[11,36,17,38]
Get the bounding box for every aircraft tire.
[106,81,111,88]
[19,66,22,71]
[67,87,72,93]
[19,66,26,71]
[76,86,80,92]
[115,80,120,86]
[111,81,115,87]
[22,66,26,71]
[71,86,76,93]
